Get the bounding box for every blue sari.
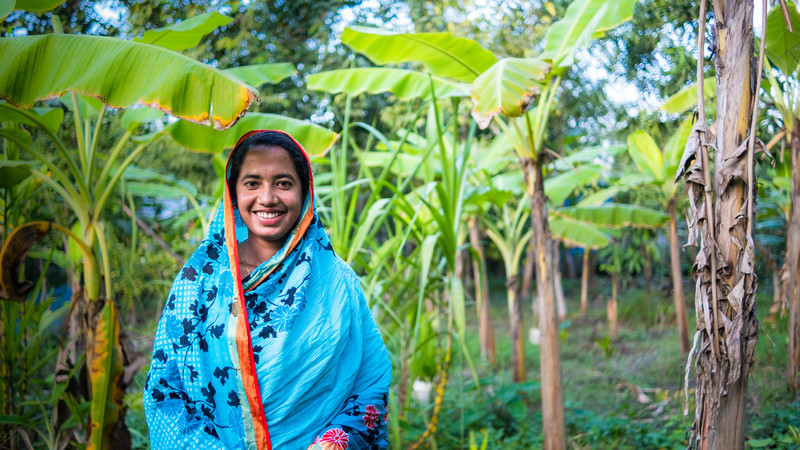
[144,131,391,449]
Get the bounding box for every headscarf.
[145,130,391,450]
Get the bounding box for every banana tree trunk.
[608,273,618,339]
[643,241,652,305]
[580,249,590,317]
[521,240,535,299]
[753,238,785,322]
[788,118,800,392]
[553,239,567,321]
[525,157,566,450]
[668,199,690,354]
[507,275,525,382]
[688,2,760,447]
[469,220,497,365]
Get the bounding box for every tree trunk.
[787,118,800,392]
[553,239,567,321]
[469,219,497,366]
[580,249,590,317]
[643,239,653,305]
[608,273,618,339]
[668,199,691,354]
[753,238,786,322]
[508,275,525,382]
[521,240,535,299]
[525,157,566,450]
[685,2,760,448]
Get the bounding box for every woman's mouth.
[255,211,283,220]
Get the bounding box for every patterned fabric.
[144,131,391,449]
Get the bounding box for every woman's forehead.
[239,145,298,174]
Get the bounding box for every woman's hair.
[227,131,310,205]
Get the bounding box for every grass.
[402,274,800,449]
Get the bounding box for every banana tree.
[581,120,693,353]
[762,0,800,392]
[309,61,488,447]
[481,192,532,382]
[553,204,669,337]
[327,1,635,446]
[676,1,768,447]
[0,8,341,447]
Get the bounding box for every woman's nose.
[258,186,278,203]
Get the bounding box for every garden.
[1,0,799,448]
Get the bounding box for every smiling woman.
[144,130,391,450]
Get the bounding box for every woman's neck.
[239,238,280,270]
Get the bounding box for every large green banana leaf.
[544,165,602,206]
[165,113,338,156]
[134,12,232,52]
[557,204,668,228]
[662,117,693,182]
[341,26,498,83]
[0,35,258,129]
[541,0,634,70]
[225,63,296,87]
[627,130,663,181]
[577,172,655,206]
[549,216,610,249]
[307,68,469,100]
[1,0,63,20]
[0,0,12,21]
[766,1,800,76]
[88,299,124,450]
[660,78,716,114]
[470,57,550,128]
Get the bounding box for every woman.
[144,130,391,449]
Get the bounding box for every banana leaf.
[549,216,610,249]
[470,57,550,128]
[165,112,338,156]
[660,78,716,114]
[541,0,635,70]
[307,68,469,100]
[627,130,663,181]
[552,144,626,170]
[1,0,63,20]
[0,101,64,135]
[557,204,668,228]
[341,26,498,83]
[121,106,166,132]
[0,159,33,188]
[134,12,233,52]
[0,34,258,129]
[544,165,602,206]
[225,63,296,87]
[766,1,800,76]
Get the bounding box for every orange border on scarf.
[223,130,316,450]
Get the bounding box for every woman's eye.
[277,180,292,188]
[244,181,258,188]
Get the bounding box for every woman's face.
[236,145,304,256]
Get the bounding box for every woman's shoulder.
[173,237,227,284]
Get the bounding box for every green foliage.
[133,11,233,51]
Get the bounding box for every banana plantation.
[1,0,800,448]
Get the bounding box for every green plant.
[594,336,616,375]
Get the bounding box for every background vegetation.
[1,0,799,448]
